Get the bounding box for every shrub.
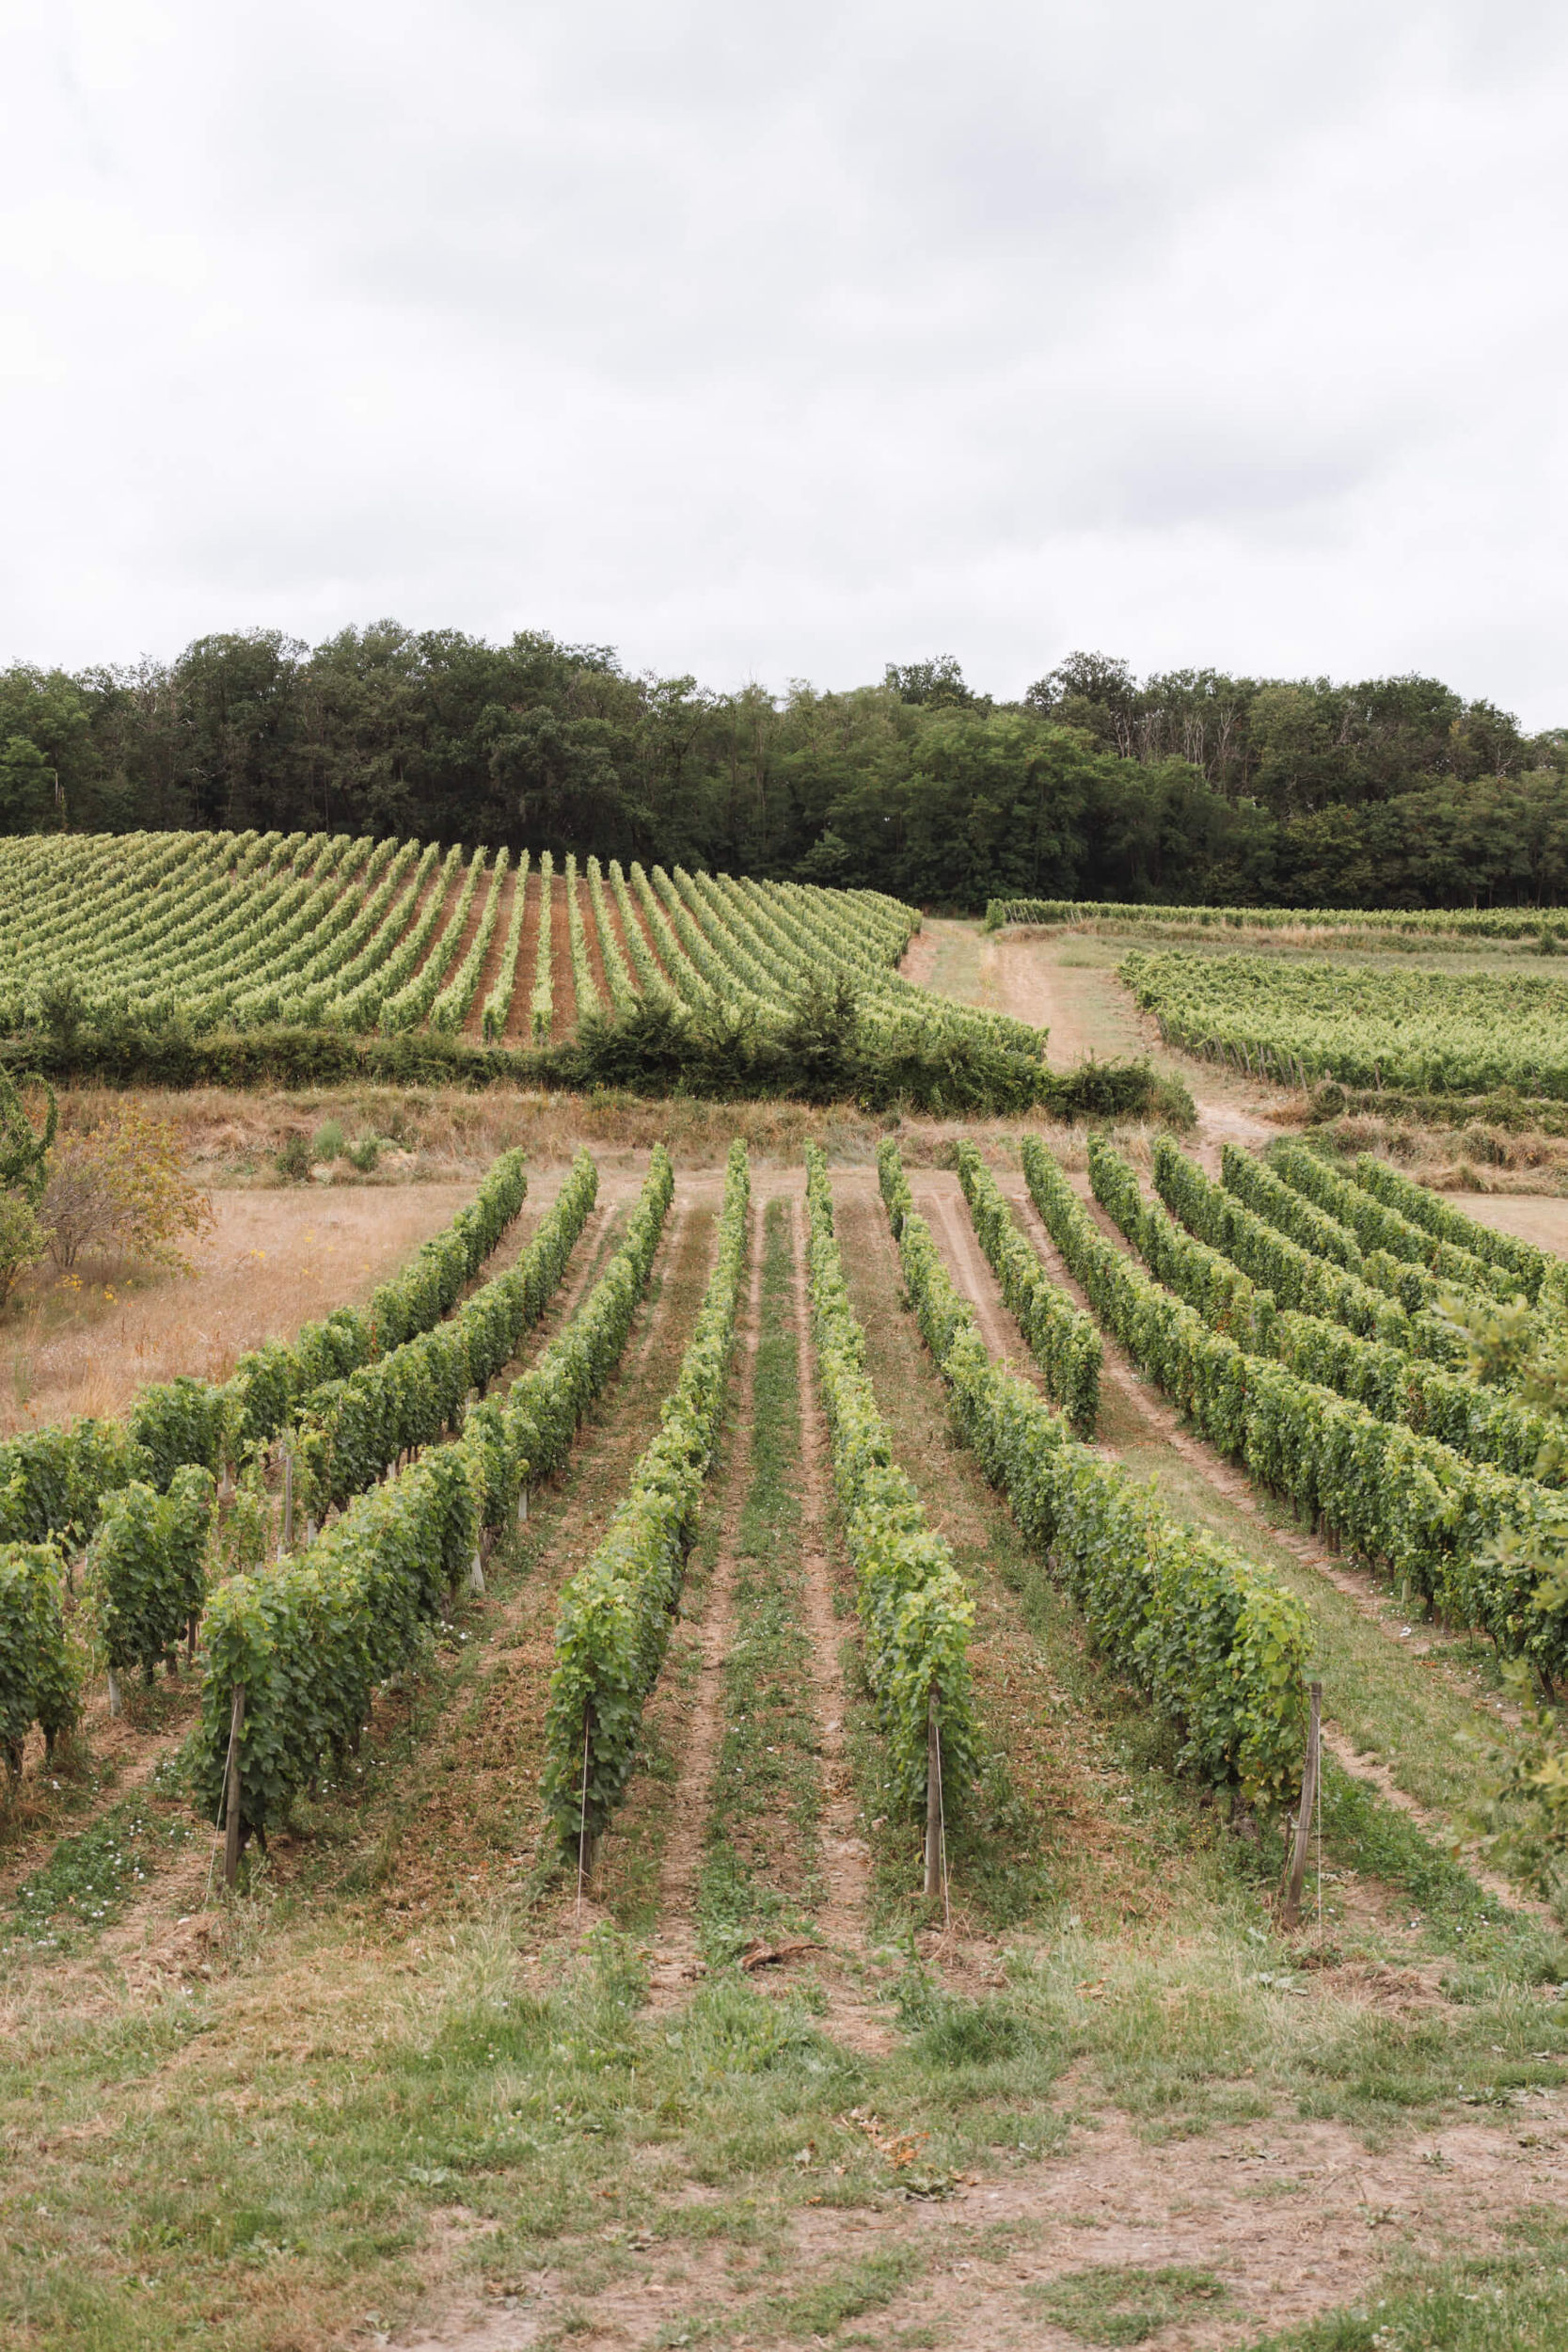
[0,1193,46,1306]
[345,1135,380,1174]
[0,1068,55,1205]
[310,1118,346,1164]
[275,1132,311,1184]
[42,1107,213,1272]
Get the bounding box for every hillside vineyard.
[1,829,1035,1060]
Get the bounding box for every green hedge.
[1151,1136,1461,1364]
[1273,1141,1516,1304]
[804,1143,976,1816]
[879,1141,1308,1811]
[1094,1138,1559,1487]
[0,1545,82,1773]
[953,1143,1100,1436]
[192,1150,675,1844]
[1350,1153,1547,1298]
[1022,1136,1568,1689]
[543,1142,749,1851]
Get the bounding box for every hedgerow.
[804,1143,976,1817]
[879,1141,1308,1812]
[1022,1134,1568,1690]
[192,1150,676,1847]
[0,1545,82,1774]
[952,1142,1100,1436]
[543,1143,749,1853]
[1272,1141,1517,1305]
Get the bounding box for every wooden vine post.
[924,1686,943,1902]
[223,1683,246,1889]
[575,1699,594,1922]
[1280,1680,1322,1931]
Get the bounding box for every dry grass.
[0,1182,472,1435]
[40,1081,1135,1183]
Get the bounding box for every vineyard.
[988,894,1568,945]
[1119,947,1568,1095]
[0,829,1037,1069]
[8,894,1568,2349]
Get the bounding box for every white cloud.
[1,0,1564,723]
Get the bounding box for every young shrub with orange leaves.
[41,1108,214,1273]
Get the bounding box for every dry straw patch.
[0,1181,472,1435]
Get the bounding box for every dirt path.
[901,917,1285,1167]
[789,1194,873,1960]
[388,2082,1568,2352]
[501,867,543,1045]
[1449,1191,1568,1257]
[647,1205,767,1969]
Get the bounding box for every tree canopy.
[5,628,1564,911]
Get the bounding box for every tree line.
[1,626,1564,911]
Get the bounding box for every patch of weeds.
[767,2249,921,2338]
[1245,2212,1568,2345]
[1317,1760,1543,1961]
[4,1798,196,1957]
[274,1131,310,1182]
[1026,2262,1228,2344]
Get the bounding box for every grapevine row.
[544,1143,749,1851]
[881,1142,1309,1810]
[1096,1139,1560,1488]
[804,1144,977,1817]
[1020,1136,1568,1686]
[194,1148,675,1847]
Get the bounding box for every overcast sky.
[3,1,1565,723]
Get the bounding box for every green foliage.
[1103,1138,1559,1487]
[954,1141,1100,1435]
[1124,945,1568,1098]
[1151,1131,1453,1359]
[87,1465,214,1682]
[0,1416,147,1549]
[0,1149,529,1561]
[0,1064,55,1204]
[544,1143,749,1850]
[1354,1150,1547,1293]
[293,1149,597,1512]
[275,1132,310,1182]
[880,1139,1308,1812]
[224,1145,531,1448]
[1221,1140,1457,1320]
[191,1149,675,1842]
[803,1141,977,1817]
[1272,1139,1516,1304]
[0,1189,45,1304]
[1031,1133,1568,1692]
[0,1543,81,1772]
